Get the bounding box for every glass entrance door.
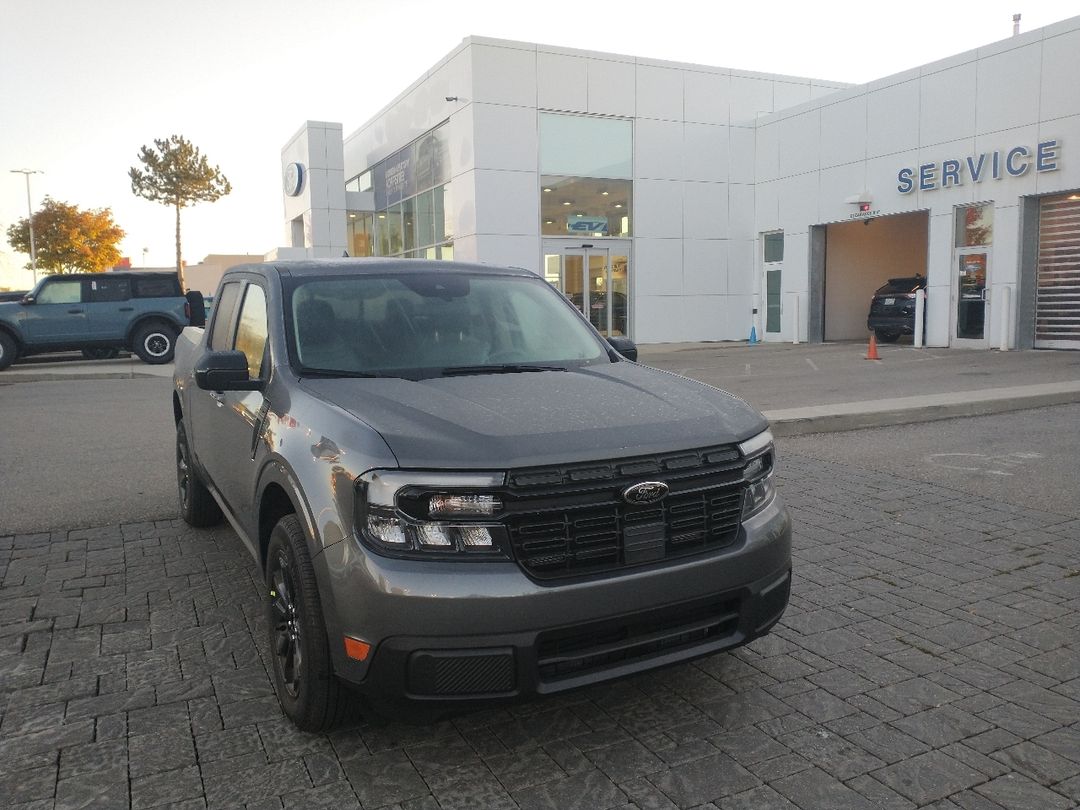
[542,242,630,336]
[954,248,989,345]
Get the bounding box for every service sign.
[898,140,1060,194]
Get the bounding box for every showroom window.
[540,113,632,238]
[345,123,453,259]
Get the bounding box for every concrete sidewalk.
[5,341,1080,436]
[639,341,1080,435]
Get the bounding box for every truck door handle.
[119,306,134,312]
[67,309,83,314]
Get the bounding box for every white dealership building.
[278,15,1080,350]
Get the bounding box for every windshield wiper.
[441,364,567,376]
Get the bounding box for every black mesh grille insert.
[537,596,741,682]
[504,452,747,580]
[407,649,516,696]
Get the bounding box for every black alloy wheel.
[270,549,304,699]
[264,515,359,731]
[133,321,176,364]
[175,422,222,527]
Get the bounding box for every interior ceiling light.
[543,187,552,192]
[614,203,623,209]
[544,220,554,224]
[562,201,572,206]
[601,190,609,196]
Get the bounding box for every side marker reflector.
[344,636,371,661]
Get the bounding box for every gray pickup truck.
[0,271,199,370]
[172,258,791,730]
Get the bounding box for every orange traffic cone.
[865,333,880,360]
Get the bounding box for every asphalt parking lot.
[0,348,1078,809]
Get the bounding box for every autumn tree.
[129,135,231,288]
[6,197,125,275]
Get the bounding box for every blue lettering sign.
[1037,140,1059,171]
[967,154,986,182]
[896,140,1059,195]
[919,163,937,191]
[941,159,962,188]
[897,168,914,194]
[1006,146,1031,176]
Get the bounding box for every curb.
[766,381,1080,436]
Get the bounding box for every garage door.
[1035,194,1080,349]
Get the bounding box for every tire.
[133,321,177,364]
[82,347,120,360]
[176,422,222,527]
[266,514,358,731]
[874,329,901,343]
[0,331,16,371]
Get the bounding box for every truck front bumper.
[317,494,792,708]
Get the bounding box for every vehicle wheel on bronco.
[133,321,176,364]
[82,347,120,360]
[874,329,901,343]
[0,331,16,371]
[266,514,359,732]
[176,422,222,527]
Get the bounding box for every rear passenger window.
[209,282,243,351]
[90,278,130,302]
[133,276,180,298]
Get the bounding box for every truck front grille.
[503,445,747,581]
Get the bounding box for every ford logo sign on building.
[622,481,670,505]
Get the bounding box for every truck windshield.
[286,273,610,378]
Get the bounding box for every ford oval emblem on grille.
[622,481,669,505]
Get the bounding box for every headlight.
[355,470,510,559]
[738,429,776,519]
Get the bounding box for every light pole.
[10,169,42,286]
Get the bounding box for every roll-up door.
[1035,194,1080,349]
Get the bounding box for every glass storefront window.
[540,114,632,178]
[435,183,453,243]
[955,203,993,247]
[416,189,435,249]
[402,197,417,253]
[540,176,631,237]
[347,213,375,257]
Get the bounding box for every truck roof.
[225,258,536,280]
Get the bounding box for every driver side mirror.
[606,336,638,361]
[20,295,34,305]
[195,350,265,392]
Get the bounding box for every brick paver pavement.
[1,455,1077,809]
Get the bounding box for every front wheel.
[133,322,176,364]
[0,331,16,371]
[266,515,359,731]
[874,329,901,343]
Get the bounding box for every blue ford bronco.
[0,271,203,370]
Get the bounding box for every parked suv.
[867,275,927,342]
[0,271,202,370]
[172,259,792,730]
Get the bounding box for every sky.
[2,0,1078,289]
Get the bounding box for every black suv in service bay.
[867,275,927,343]
[172,259,792,730]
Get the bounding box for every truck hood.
[298,362,768,469]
